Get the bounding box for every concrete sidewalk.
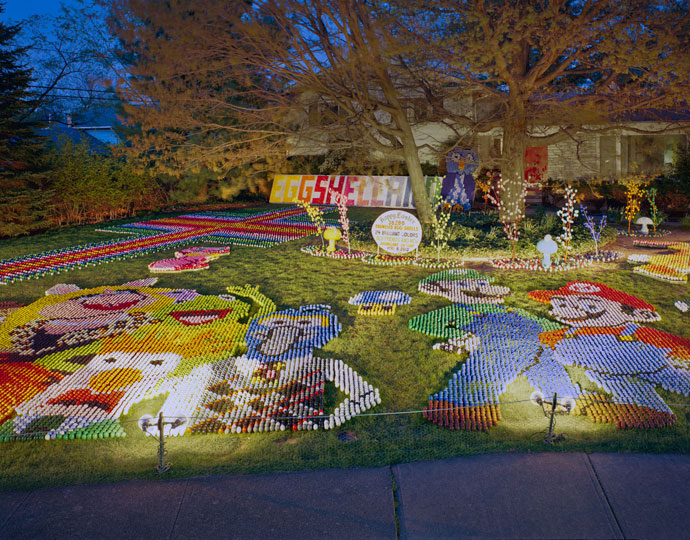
[1,453,688,539]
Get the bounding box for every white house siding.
[547,136,600,180]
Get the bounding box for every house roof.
[41,125,111,155]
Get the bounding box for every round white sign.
[371,210,423,254]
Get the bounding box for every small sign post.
[371,210,423,254]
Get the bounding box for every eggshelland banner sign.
[371,210,423,254]
[269,174,441,209]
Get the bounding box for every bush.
[48,138,165,227]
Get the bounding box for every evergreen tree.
[0,3,51,236]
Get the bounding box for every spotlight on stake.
[139,412,186,473]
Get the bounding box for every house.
[288,92,689,182]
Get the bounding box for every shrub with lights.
[556,186,579,261]
[328,188,352,254]
[623,180,646,234]
[645,187,664,235]
[485,171,525,260]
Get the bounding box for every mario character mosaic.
[0,207,331,285]
[410,270,690,431]
[529,281,690,428]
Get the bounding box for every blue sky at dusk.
[3,0,80,22]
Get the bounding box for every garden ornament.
[628,242,690,282]
[410,277,690,431]
[0,281,275,439]
[348,290,411,315]
[676,300,689,313]
[536,235,558,269]
[636,217,653,235]
[323,226,342,253]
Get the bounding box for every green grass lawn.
[1,204,689,490]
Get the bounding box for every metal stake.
[545,393,557,445]
[157,412,170,473]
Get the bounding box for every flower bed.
[348,290,411,316]
[300,245,366,259]
[616,229,670,238]
[490,255,594,271]
[361,254,415,266]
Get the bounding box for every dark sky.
[4,0,79,22]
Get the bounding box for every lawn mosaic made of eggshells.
[1,207,690,445]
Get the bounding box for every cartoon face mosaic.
[157,304,380,434]
[410,275,690,431]
[348,291,411,315]
[0,207,332,285]
[627,242,690,282]
[0,284,379,440]
[418,269,510,304]
[0,279,268,438]
[528,281,690,428]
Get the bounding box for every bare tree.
[18,1,126,122]
[412,0,690,224]
[107,0,690,225]
[107,0,460,222]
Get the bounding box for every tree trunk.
[400,125,433,224]
[500,110,527,225]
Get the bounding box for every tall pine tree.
[0,3,51,236]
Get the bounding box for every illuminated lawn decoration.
[418,268,510,304]
[149,246,231,273]
[9,352,181,440]
[675,300,689,313]
[348,291,411,316]
[0,279,277,440]
[410,303,568,430]
[409,272,572,431]
[529,281,690,429]
[627,242,690,282]
[411,273,690,431]
[556,186,579,261]
[158,305,380,434]
[361,254,462,268]
[300,245,366,260]
[623,181,646,234]
[0,301,24,324]
[0,282,379,440]
[0,207,330,285]
[579,203,614,261]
